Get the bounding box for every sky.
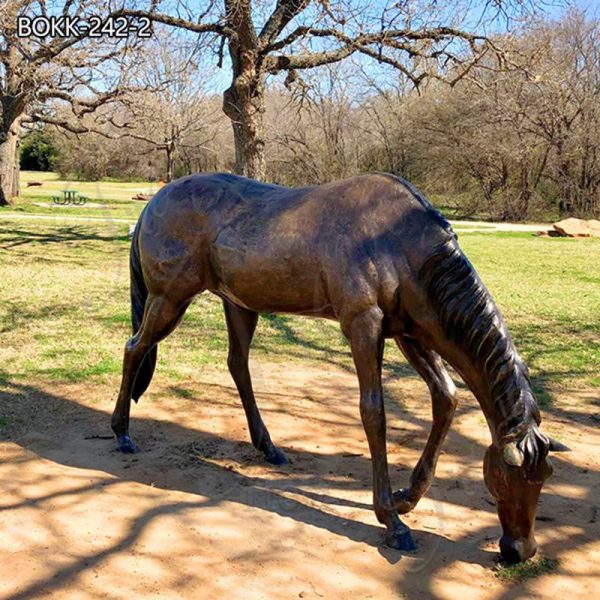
[548,0,599,17]
[15,1,596,96]
[169,1,599,96]
[199,0,599,93]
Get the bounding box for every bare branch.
[259,0,310,48]
[265,26,487,74]
[112,8,226,36]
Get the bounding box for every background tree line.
[4,0,518,206]
[7,3,599,221]
[31,10,598,221]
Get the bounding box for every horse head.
[483,431,569,562]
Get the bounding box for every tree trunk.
[0,125,20,206]
[222,2,267,183]
[223,81,267,180]
[1,44,25,206]
[12,137,20,197]
[165,142,175,182]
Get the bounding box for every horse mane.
[384,174,456,237]
[418,239,549,466]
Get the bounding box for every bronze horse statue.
[112,172,568,563]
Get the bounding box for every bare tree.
[268,64,362,184]
[403,9,600,220]
[0,0,139,205]
[117,0,539,181]
[112,33,218,182]
[530,12,600,216]
[176,96,232,175]
[358,73,417,178]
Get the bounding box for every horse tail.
[130,219,157,402]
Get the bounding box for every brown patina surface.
[111,173,568,562]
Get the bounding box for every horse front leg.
[345,307,416,552]
[393,335,458,514]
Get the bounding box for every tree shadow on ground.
[0,301,74,334]
[256,312,422,379]
[0,372,597,600]
[0,225,129,251]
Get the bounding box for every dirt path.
[0,212,132,223]
[0,212,552,233]
[1,362,598,599]
[450,221,550,233]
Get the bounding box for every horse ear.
[503,442,524,467]
[548,438,571,452]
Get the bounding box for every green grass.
[459,232,600,397]
[494,556,559,582]
[1,171,151,220]
[0,196,598,402]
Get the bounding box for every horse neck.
[417,238,539,444]
[452,346,536,444]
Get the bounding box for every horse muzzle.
[499,534,537,563]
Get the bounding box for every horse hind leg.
[393,335,458,513]
[111,293,191,453]
[223,300,288,465]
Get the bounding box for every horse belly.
[210,240,330,314]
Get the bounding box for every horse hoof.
[393,488,415,514]
[116,435,139,454]
[264,446,289,466]
[385,529,417,552]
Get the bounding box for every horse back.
[136,173,453,318]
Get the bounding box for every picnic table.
[52,190,89,206]
[63,189,78,202]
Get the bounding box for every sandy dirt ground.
[1,360,598,600]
